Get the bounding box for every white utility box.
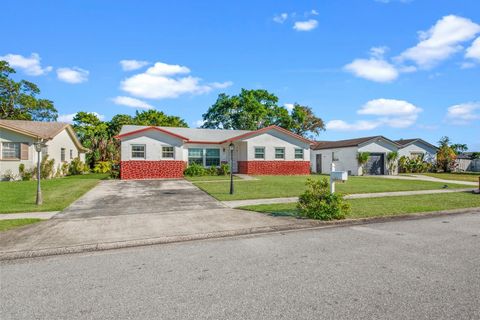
[330,171,348,182]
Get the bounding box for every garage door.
[365,153,385,175]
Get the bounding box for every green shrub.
[218,163,230,176]
[19,164,34,181]
[206,166,218,176]
[399,155,432,173]
[110,162,120,179]
[2,169,18,181]
[68,157,88,175]
[33,155,55,179]
[297,178,350,220]
[357,152,370,175]
[93,161,112,174]
[183,163,206,177]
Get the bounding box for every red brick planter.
[237,161,310,175]
[120,161,186,180]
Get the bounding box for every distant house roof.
[116,125,312,144]
[456,152,479,160]
[312,136,398,150]
[394,138,438,150]
[0,120,87,151]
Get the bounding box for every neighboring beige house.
[0,120,87,180]
[116,125,312,179]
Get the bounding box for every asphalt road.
[1,212,479,320]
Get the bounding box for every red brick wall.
[237,161,310,175]
[120,161,186,180]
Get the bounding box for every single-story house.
[310,136,437,176]
[0,120,87,179]
[395,138,437,162]
[116,125,312,179]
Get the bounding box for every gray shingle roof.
[312,136,386,150]
[119,125,252,143]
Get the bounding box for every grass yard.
[0,218,42,232]
[0,173,108,213]
[192,175,469,201]
[239,192,480,219]
[415,172,479,183]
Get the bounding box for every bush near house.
[398,154,432,173]
[297,178,350,220]
[183,163,231,177]
[16,156,89,181]
[356,152,370,176]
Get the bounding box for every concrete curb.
[1,207,478,261]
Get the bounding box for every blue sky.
[1,0,479,149]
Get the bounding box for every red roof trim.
[115,126,189,140]
[220,125,313,144]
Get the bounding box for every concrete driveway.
[55,179,226,219]
[0,179,303,258]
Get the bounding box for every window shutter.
[21,143,29,160]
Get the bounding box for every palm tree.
[387,151,399,175]
[356,152,370,176]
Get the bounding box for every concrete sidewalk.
[0,212,59,220]
[222,188,475,208]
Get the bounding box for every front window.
[188,148,203,165]
[70,149,73,160]
[254,147,265,159]
[131,145,146,159]
[162,146,174,158]
[275,148,285,159]
[205,149,220,166]
[332,152,339,161]
[61,148,66,162]
[295,148,304,159]
[1,142,20,160]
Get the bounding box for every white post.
[330,162,335,194]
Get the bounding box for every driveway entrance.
[55,179,225,219]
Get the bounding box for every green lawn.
[415,172,479,182]
[240,192,480,219]
[0,218,42,232]
[193,175,469,201]
[0,174,108,213]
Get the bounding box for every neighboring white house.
[116,125,312,179]
[310,136,438,176]
[455,153,480,172]
[0,120,87,180]
[395,138,438,162]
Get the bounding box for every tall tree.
[436,136,457,172]
[201,89,324,137]
[290,104,325,138]
[450,143,468,154]
[133,109,188,127]
[0,60,57,121]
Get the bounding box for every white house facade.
[116,125,312,179]
[0,120,87,179]
[310,136,438,176]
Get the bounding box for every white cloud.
[327,98,422,131]
[273,13,288,23]
[112,96,154,109]
[56,67,89,84]
[398,15,480,68]
[284,103,295,112]
[194,120,205,127]
[120,59,149,71]
[310,9,319,16]
[145,62,190,76]
[446,102,480,124]
[358,98,422,116]
[369,46,388,59]
[344,58,399,82]
[121,61,232,99]
[0,53,52,76]
[58,112,104,124]
[465,37,480,61]
[293,19,318,31]
[326,120,380,131]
